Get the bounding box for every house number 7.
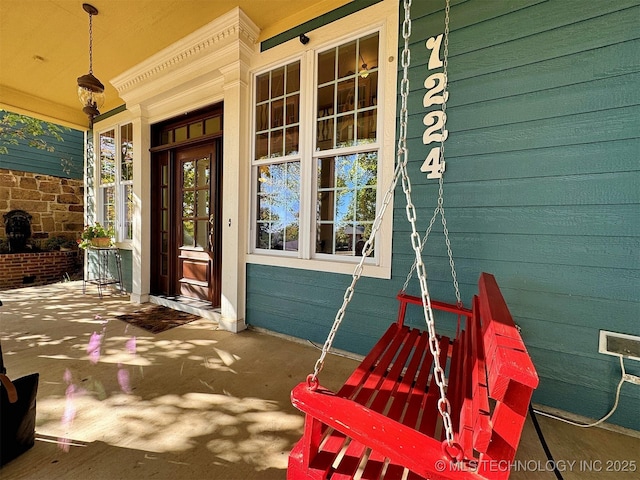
[420,33,448,179]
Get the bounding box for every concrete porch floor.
[1,281,638,480]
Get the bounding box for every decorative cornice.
[112,7,259,98]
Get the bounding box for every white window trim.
[246,1,398,279]
[95,121,134,248]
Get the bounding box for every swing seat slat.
[288,273,539,480]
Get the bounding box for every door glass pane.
[196,190,209,217]
[161,164,168,184]
[182,191,194,217]
[197,158,210,186]
[161,188,168,208]
[161,233,168,253]
[183,220,194,245]
[196,220,208,248]
[183,161,195,188]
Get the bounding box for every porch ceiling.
[0,0,350,130]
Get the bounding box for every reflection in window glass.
[252,30,382,262]
[196,220,208,248]
[256,162,300,251]
[120,124,133,181]
[99,130,116,184]
[183,220,194,246]
[316,33,379,151]
[183,161,195,188]
[123,184,134,240]
[316,152,377,256]
[181,156,211,249]
[102,186,116,234]
[254,60,300,160]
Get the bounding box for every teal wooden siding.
[86,248,133,294]
[0,119,84,179]
[246,0,640,431]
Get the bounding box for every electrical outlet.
[599,331,640,361]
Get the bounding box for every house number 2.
[420,33,448,179]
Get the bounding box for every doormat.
[114,305,201,334]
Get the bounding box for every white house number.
[420,33,448,179]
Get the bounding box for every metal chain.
[311,0,456,449]
[396,0,454,447]
[401,0,460,308]
[88,12,94,73]
[310,0,414,382]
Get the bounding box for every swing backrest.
[472,273,539,469]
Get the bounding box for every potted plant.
[78,223,113,249]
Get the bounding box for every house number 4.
[420,33,448,179]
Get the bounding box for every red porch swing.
[288,1,539,479]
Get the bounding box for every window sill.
[246,253,391,279]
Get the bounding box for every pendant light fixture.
[359,54,369,79]
[77,3,105,128]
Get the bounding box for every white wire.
[533,356,626,428]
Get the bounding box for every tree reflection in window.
[317,152,376,255]
[182,157,210,248]
[256,161,300,251]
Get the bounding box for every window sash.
[252,31,381,263]
[97,123,134,243]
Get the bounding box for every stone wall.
[0,169,84,244]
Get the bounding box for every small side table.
[83,246,124,297]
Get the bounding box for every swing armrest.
[396,292,472,327]
[291,382,455,479]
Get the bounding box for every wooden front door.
[151,140,222,307]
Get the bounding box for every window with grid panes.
[252,31,380,261]
[97,123,134,243]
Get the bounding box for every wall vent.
[599,331,640,361]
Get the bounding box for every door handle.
[208,214,215,252]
